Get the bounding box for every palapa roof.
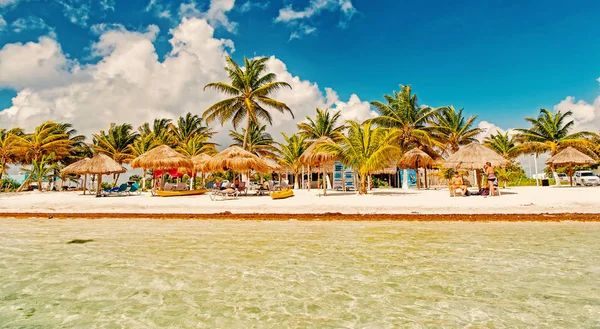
[300,136,337,165]
[545,147,596,165]
[130,145,193,170]
[398,148,435,169]
[61,157,90,174]
[204,146,270,173]
[443,143,510,169]
[191,153,212,172]
[83,153,126,175]
[263,158,283,171]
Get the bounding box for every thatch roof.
[546,147,596,165]
[130,145,193,170]
[84,153,126,175]
[263,158,282,171]
[61,157,90,174]
[205,146,270,173]
[300,136,337,165]
[191,153,212,172]
[398,148,435,169]
[443,143,510,169]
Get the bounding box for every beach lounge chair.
[175,182,188,191]
[127,183,141,195]
[209,187,239,201]
[164,183,175,191]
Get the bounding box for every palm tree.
[0,128,25,181]
[93,123,139,184]
[18,121,73,164]
[176,135,217,157]
[483,131,521,160]
[514,109,594,157]
[430,106,483,154]
[128,133,159,190]
[140,119,176,146]
[278,133,309,189]
[297,108,345,140]
[169,113,214,143]
[203,56,293,150]
[316,120,401,194]
[20,154,57,192]
[230,123,278,158]
[370,85,440,152]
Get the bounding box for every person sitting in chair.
[450,172,468,197]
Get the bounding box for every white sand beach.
[0,186,599,215]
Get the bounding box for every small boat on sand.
[270,189,294,200]
[155,189,208,197]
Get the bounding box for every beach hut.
[130,145,194,190]
[191,153,212,187]
[204,146,270,186]
[398,148,435,189]
[300,136,337,195]
[82,154,126,196]
[61,157,90,194]
[545,147,596,187]
[443,143,510,189]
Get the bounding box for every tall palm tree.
[92,123,139,165]
[203,56,293,150]
[483,131,521,160]
[169,113,214,143]
[139,118,176,146]
[297,108,345,140]
[93,123,139,185]
[18,121,73,164]
[229,123,278,158]
[514,109,593,157]
[0,128,25,181]
[176,135,217,157]
[278,133,309,189]
[20,153,57,192]
[370,85,440,152]
[316,120,401,194]
[430,106,483,154]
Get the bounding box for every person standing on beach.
[484,162,497,196]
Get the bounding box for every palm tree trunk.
[113,173,121,187]
[360,173,367,194]
[38,178,43,192]
[242,115,251,151]
[97,174,102,196]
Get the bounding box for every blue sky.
[1,0,600,133]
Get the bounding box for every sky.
[1,0,600,159]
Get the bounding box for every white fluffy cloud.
[0,0,19,7]
[554,95,600,133]
[177,0,238,32]
[0,16,375,149]
[0,14,6,30]
[275,0,357,40]
[11,16,52,33]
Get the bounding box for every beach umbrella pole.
[96,174,102,196]
[83,174,87,195]
[569,163,573,187]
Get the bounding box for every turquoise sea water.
[0,219,599,328]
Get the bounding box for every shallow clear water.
[0,219,599,328]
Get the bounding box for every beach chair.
[164,183,175,191]
[127,183,141,195]
[209,187,239,201]
[175,182,188,191]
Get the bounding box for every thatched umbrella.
[130,145,193,189]
[191,153,212,186]
[398,148,435,189]
[61,158,90,194]
[545,147,596,187]
[83,154,126,196]
[443,143,510,189]
[205,146,269,175]
[300,137,337,195]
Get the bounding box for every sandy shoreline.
[1,186,600,220]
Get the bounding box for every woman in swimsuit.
[484,162,496,196]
